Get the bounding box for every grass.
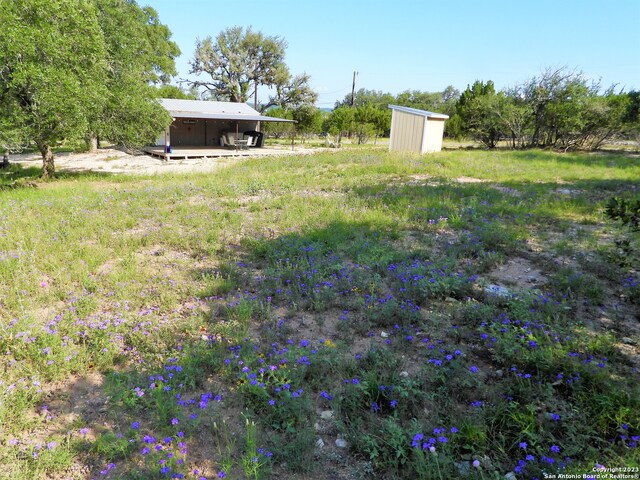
[0,148,639,479]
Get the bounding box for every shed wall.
[422,118,446,153]
[167,119,259,147]
[390,110,425,153]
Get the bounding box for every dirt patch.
[9,147,321,176]
[456,176,485,183]
[487,257,547,289]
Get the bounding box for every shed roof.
[159,98,295,122]
[388,104,449,120]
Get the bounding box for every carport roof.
[159,98,295,122]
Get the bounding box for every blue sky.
[146,0,640,107]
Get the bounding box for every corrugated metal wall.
[390,110,425,153]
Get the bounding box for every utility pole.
[351,71,358,108]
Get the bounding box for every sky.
[146,0,640,107]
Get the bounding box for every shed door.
[171,119,206,146]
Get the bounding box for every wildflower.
[171,418,179,425]
[218,471,227,479]
[412,433,424,448]
[550,444,560,453]
[469,365,478,373]
[390,400,397,408]
[131,422,140,429]
[551,413,560,421]
[473,459,480,468]
[320,390,333,401]
[519,442,527,449]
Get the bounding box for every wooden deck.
[143,146,292,161]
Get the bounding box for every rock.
[622,337,637,345]
[455,461,471,477]
[335,438,348,448]
[380,331,389,338]
[495,369,504,378]
[320,410,334,420]
[527,276,537,283]
[505,472,517,480]
[484,284,511,297]
[315,438,325,449]
[314,422,321,431]
[399,371,409,378]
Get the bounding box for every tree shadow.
[0,162,116,188]
[15,172,639,479]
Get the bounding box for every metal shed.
[388,104,449,154]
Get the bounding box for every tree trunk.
[38,144,55,178]
[85,136,98,153]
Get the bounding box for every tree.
[156,84,199,100]
[354,104,389,144]
[326,107,355,145]
[190,26,285,103]
[456,81,503,148]
[88,0,180,151]
[519,67,598,147]
[335,88,395,109]
[261,71,318,113]
[261,107,294,139]
[291,105,323,142]
[493,89,530,148]
[189,26,317,111]
[0,0,109,177]
[0,0,178,177]
[622,91,640,143]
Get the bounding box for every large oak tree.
[0,0,179,177]
[189,26,317,112]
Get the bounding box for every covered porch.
[155,99,296,156]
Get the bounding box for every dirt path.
[8,146,320,176]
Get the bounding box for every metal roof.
[388,104,449,120]
[159,98,295,122]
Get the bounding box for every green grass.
[0,148,639,479]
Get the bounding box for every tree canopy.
[453,68,637,150]
[0,0,178,177]
[89,0,180,151]
[188,26,317,112]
